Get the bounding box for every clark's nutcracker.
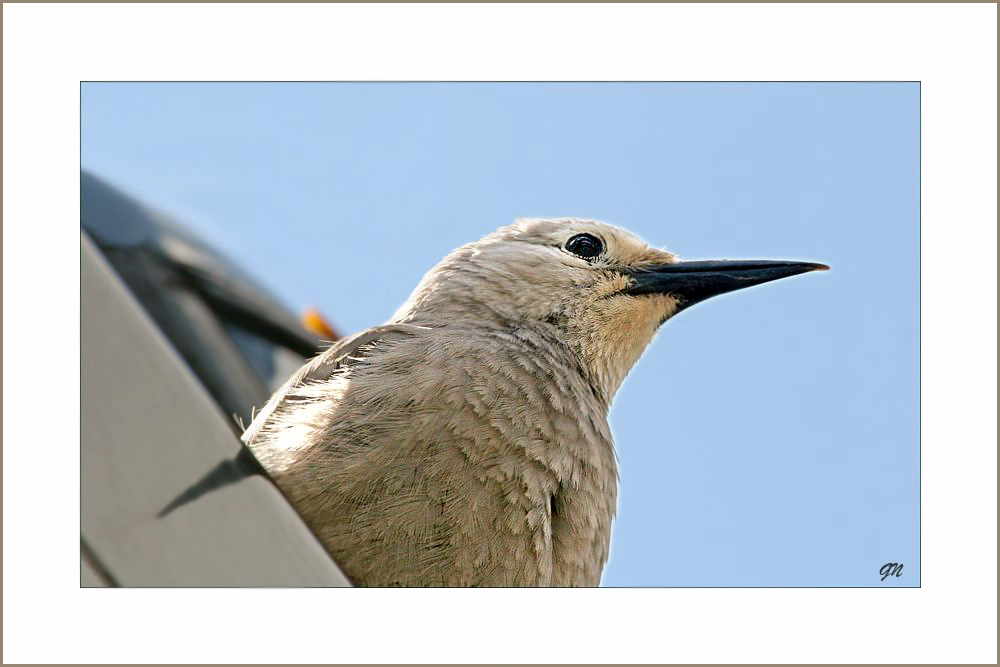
[242,218,827,586]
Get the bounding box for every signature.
[880,562,903,581]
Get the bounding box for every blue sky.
[81,82,919,586]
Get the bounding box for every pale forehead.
[496,217,646,248]
[487,218,673,264]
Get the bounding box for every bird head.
[393,218,827,401]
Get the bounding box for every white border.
[3,3,996,664]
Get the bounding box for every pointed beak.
[624,259,829,310]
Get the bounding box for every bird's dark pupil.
[566,233,602,258]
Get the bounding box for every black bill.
[624,259,829,310]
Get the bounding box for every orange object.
[302,307,339,340]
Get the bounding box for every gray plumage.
[243,218,826,586]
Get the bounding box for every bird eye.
[565,233,604,259]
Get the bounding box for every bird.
[241,218,827,586]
